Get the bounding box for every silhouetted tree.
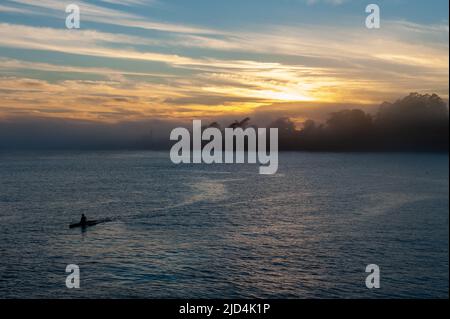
[268,92,449,152]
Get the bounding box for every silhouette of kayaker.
[80,214,87,226]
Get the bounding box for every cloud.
[306,0,348,5]
[99,0,156,6]
[7,0,220,34]
[0,57,174,79]
[0,23,201,65]
[0,4,33,14]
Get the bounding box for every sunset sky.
[0,0,448,125]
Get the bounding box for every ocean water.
[0,151,448,299]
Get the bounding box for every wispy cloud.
[99,0,156,7]
[0,3,35,14]
[7,0,220,34]
[306,0,348,5]
[0,57,175,79]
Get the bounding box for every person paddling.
[80,214,87,226]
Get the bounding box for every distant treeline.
[212,93,448,152]
[0,93,448,152]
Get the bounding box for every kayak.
[69,220,100,229]
[70,219,113,229]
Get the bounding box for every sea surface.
[0,151,448,298]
